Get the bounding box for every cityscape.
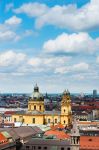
[0,0,99,150]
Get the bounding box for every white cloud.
[55,62,89,74]
[0,50,26,67]
[5,16,22,26]
[96,56,99,63]
[14,0,99,31]
[28,56,71,69]
[0,16,22,42]
[72,62,89,71]
[35,0,99,30]
[43,32,99,54]
[14,2,48,17]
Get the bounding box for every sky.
[0,0,99,93]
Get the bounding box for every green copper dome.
[31,84,44,101]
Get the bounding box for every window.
[61,147,64,150]
[26,146,29,150]
[32,146,35,150]
[48,118,50,123]
[44,147,47,150]
[64,109,65,113]
[34,105,36,110]
[33,118,35,123]
[64,120,65,124]
[67,148,70,150]
[55,119,57,123]
[29,105,31,110]
[38,146,41,149]
[22,119,24,123]
[14,118,16,122]
[40,105,41,110]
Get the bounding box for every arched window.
[40,105,41,110]
[34,105,36,110]
[55,119,57,123]
[48,118,50,123]
[64,120,65,124]
[33,118,35,123]
[29,105,31,110]
[64,109,65,113]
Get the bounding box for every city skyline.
[0,0,99,93]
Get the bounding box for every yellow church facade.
[12,85,72,126]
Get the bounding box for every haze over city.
[0,0,99,93]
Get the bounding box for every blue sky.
[0,0,99,93]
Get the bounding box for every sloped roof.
[13,126,37,138]
[44,130,70,139]
[80,136,99,150]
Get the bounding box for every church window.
[48,118,50,123]
[55,119,57,123]
[38,146,41,149]
[34,105,36,110]
[33,118,35,123]
[61,147,64,150]
[14,118,16,122]
[26,146,29,150]
[40,105,41,110]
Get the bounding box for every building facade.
[12,85,72,126]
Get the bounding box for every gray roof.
[26,138,70,146]
[15,110,61,116]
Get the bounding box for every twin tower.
[28,84,72,126]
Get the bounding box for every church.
[12,84,72,126]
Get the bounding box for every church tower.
[28,84,45,112]
[70,117,80,150]
[61,90,72,126]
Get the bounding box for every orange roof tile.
[80,136,99,150]
[0,133,8,145]
[50,123,64,130]
[44,130,70,139]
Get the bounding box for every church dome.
[31,84,44,101]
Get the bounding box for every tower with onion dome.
[61,89,72,126]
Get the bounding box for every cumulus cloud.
[14,2,48,17]
[5,16,22,26]
[73,62,89,71]
[0,16,22,42]
[55,62,89,74]
[0,50,26,67]
[36,0,99,30]
[43,32,99,54]
[28,56,71,69]
[14,0,99,31]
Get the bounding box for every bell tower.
[28,84,45,112]
[61,90,72,126]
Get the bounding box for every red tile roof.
[0,133,8,145]
[80,136,99,150]
[44,130,70,139]
[4,111,15,115]
[50,123,64,130]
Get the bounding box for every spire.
[63,89,70,95]
[34,83,39,92]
